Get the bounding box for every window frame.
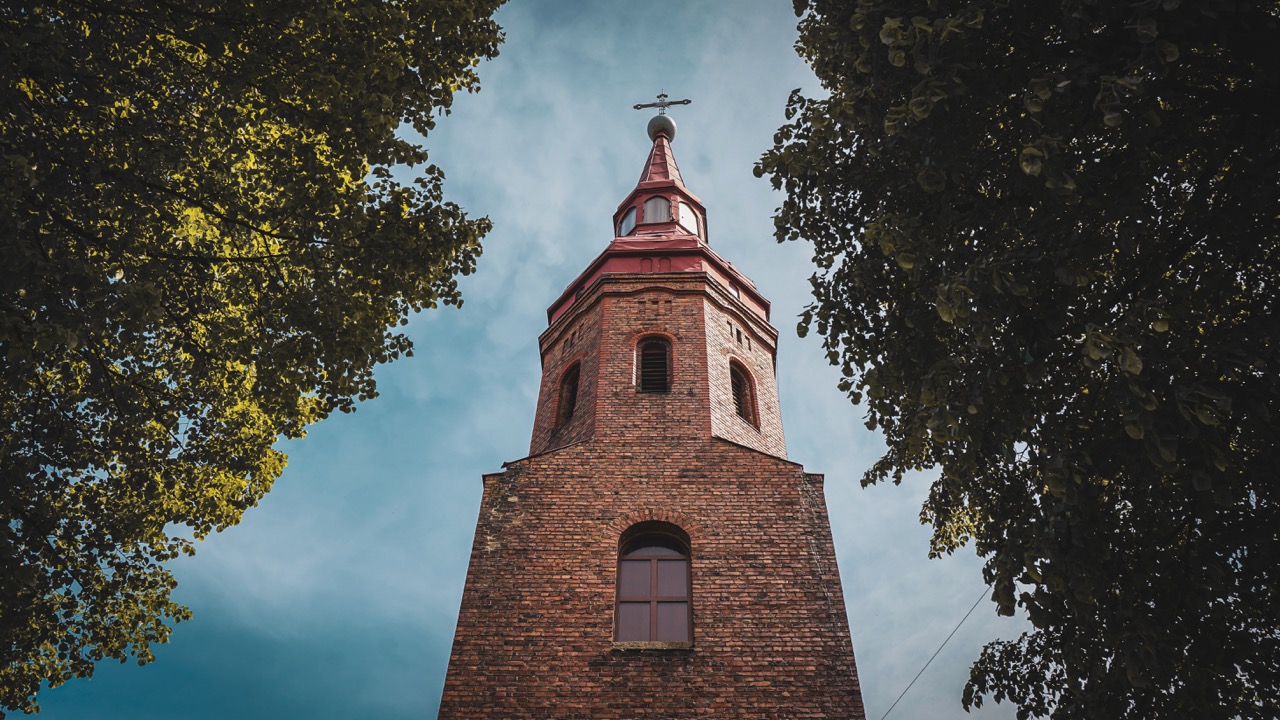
[618,207,637,236]
[555,362,581,428]
[641,196,671,225]
[615,523,692,645]
[677,201,700,236]
[729,360,758,427]
[636,337,671,394]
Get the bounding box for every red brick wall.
[449,267,865,718]
[529,305,602,454]
[531,272,785,457]
[703,291,787,457]
[592,276,713,447]
[438,438,865,719]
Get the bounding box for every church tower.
[438,107,866,719]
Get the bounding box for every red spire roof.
[636,133,684,187]
[547,116,771,327]
[612,121,703,233]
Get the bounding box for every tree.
[0,1,503,713]
[760,1,1278,718]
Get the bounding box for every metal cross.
[633,90,691,115]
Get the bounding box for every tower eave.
[545,241,771,326]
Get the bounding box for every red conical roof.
[549,118,769,328]
[637,133,684,186]
[613,123,703,235]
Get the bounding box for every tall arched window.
[637,338,670,393]
[642,196,671,224]
[729,360,757,426]
[556,363,580,428]
[616,522,691,643]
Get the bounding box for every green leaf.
[1121,348,1143,375]
[1124,417,1145,439]
[1019,146,1044,176]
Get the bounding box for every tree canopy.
[760,1,1278,718]
[1,1,503,713]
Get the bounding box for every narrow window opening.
[557,364,581,428]
[730,361,756,426]
[637,338,670,393]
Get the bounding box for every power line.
[879,583,992,720]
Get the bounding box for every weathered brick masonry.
[530,273,785,458]
[438,441,862,719]
[438,116,865,719]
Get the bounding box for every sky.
[37,2,1029,718]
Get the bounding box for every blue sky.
[38,2,1029,718]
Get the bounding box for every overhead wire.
[879,582,993,720]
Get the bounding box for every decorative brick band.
[625,327,679,345]
[608,506,704,541]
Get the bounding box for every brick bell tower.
[437,105,866,719]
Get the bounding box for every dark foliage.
[760,1,1279,717]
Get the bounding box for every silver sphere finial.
[647,114,677,142]
[634,91,691,142]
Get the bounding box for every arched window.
[729,360,757,426]
[556,363,580,428]
[642,196,670,224]
[616,522,691,643]
[678,201,699,236]
[637,338,670,393]
[618,207,636,236]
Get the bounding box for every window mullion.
[686,557,693,640]
[649,558,659,640]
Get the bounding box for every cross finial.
[633,90,692,115]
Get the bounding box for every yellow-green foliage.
[0,1,503,713]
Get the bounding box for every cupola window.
[642,196,671,224]
[678,202,699,236]
[618,207,637,236]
